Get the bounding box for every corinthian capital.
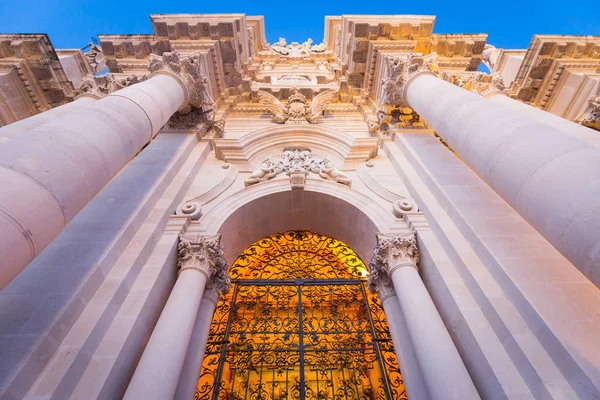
[76,73,146,99]
[370,233,419,277]
[177,234,229,289]
[379,52,439,108]
[148,50,214,114]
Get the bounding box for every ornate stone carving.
[177,234,230,294]
[369,233,419,278]
[257,88,337,124]
[267,37,328,58]
[481,44,501,72]
[392,199,413,217]
[578,95,600,130]
[244,148,351,188]
[199,110,226,138]
[367,270,396,302]
[442,71,506,97]
[76,73,146,98]
[379,52,439,108]
[84,42,106,74]
[148,50,213,114]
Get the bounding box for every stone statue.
[244,161,279,186]
[482,44,501,72]
[318,160,351,186]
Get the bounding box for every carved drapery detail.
[257,88,337,124]
[76,73,146,99]
[442,71,506,97]
[379,52,439,108]
[177,234,231,294]
[148,50,213,114]
[369,233,419,280]
[244,148,351,188]
[481,44,501,72]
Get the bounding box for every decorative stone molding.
[177,234,229,292]
[76,73,146,99]
[442,71,506,97]
[369,233,419,279]
[245,148,351,188]
[379,52,439,108]
[257,88,337,123]
[148,50,213,114]
[392,199,413,217]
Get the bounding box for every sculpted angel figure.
[257,88,337,124]
[244,161,278,187]
[318,161,352,186]
[271,37,289,55]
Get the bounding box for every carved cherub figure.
[245,161,278,186]
[318,161,351,186]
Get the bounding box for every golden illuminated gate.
[195,231,407,400]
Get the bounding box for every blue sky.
[0,0,598,51]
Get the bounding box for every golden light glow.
[195,231,407,400]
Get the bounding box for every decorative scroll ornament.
[369,233,419,279]
[578,95,600,130]
[76,73,146,98]
[148,50,214,114]
[257,88,337,123]
[244,148,351,188]
[379,52,439,108]
[442,71,506,97]
[267,37,328,58]
[177,234,231,293]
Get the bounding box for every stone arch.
[191,178,411,264]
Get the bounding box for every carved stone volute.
[148,50,213,114]
[369,233,419,278]
[177,234,230,294]
[379,52,439,108]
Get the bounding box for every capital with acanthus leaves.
[177,234,231,294]
[369,233,419,279]
[76,73,146,99]
[379,52,439,108]
[148,50,214,114]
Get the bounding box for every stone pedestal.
[124,234,229,400]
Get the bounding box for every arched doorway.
[194,231,408,400]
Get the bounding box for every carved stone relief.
[76,73,146,98]
[244,148,351,188]
[257,88,337,123]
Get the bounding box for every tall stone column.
[380,52,600,286]
[368,275,429,399]
[174,288,220,400]
[0,50,213,289]
[370,233,480,399]
[124,234,229,400]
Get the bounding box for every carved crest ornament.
[244,148,351,189]
[257,88,337,124]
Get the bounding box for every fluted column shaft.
[174,289,219,400]
[377,283,429,399]
[404,72,600,285]
[371,233,480,399]
[124,234,229,400]
[0,96,97,144]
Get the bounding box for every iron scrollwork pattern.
[195,231,407,400]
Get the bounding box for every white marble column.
[380,52,600,286]
[369,277,429,399]
[0,96,97,144]
[371,233,480,399]
[0,50,213,289]
[488,92,600,148]
[124,234,228,400]
[174,288,220,400]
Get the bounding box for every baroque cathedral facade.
[0,13,599,400]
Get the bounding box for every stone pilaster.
[76,73,147,99]
[148,50,214,114]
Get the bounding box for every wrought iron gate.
[195,231,407,400]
